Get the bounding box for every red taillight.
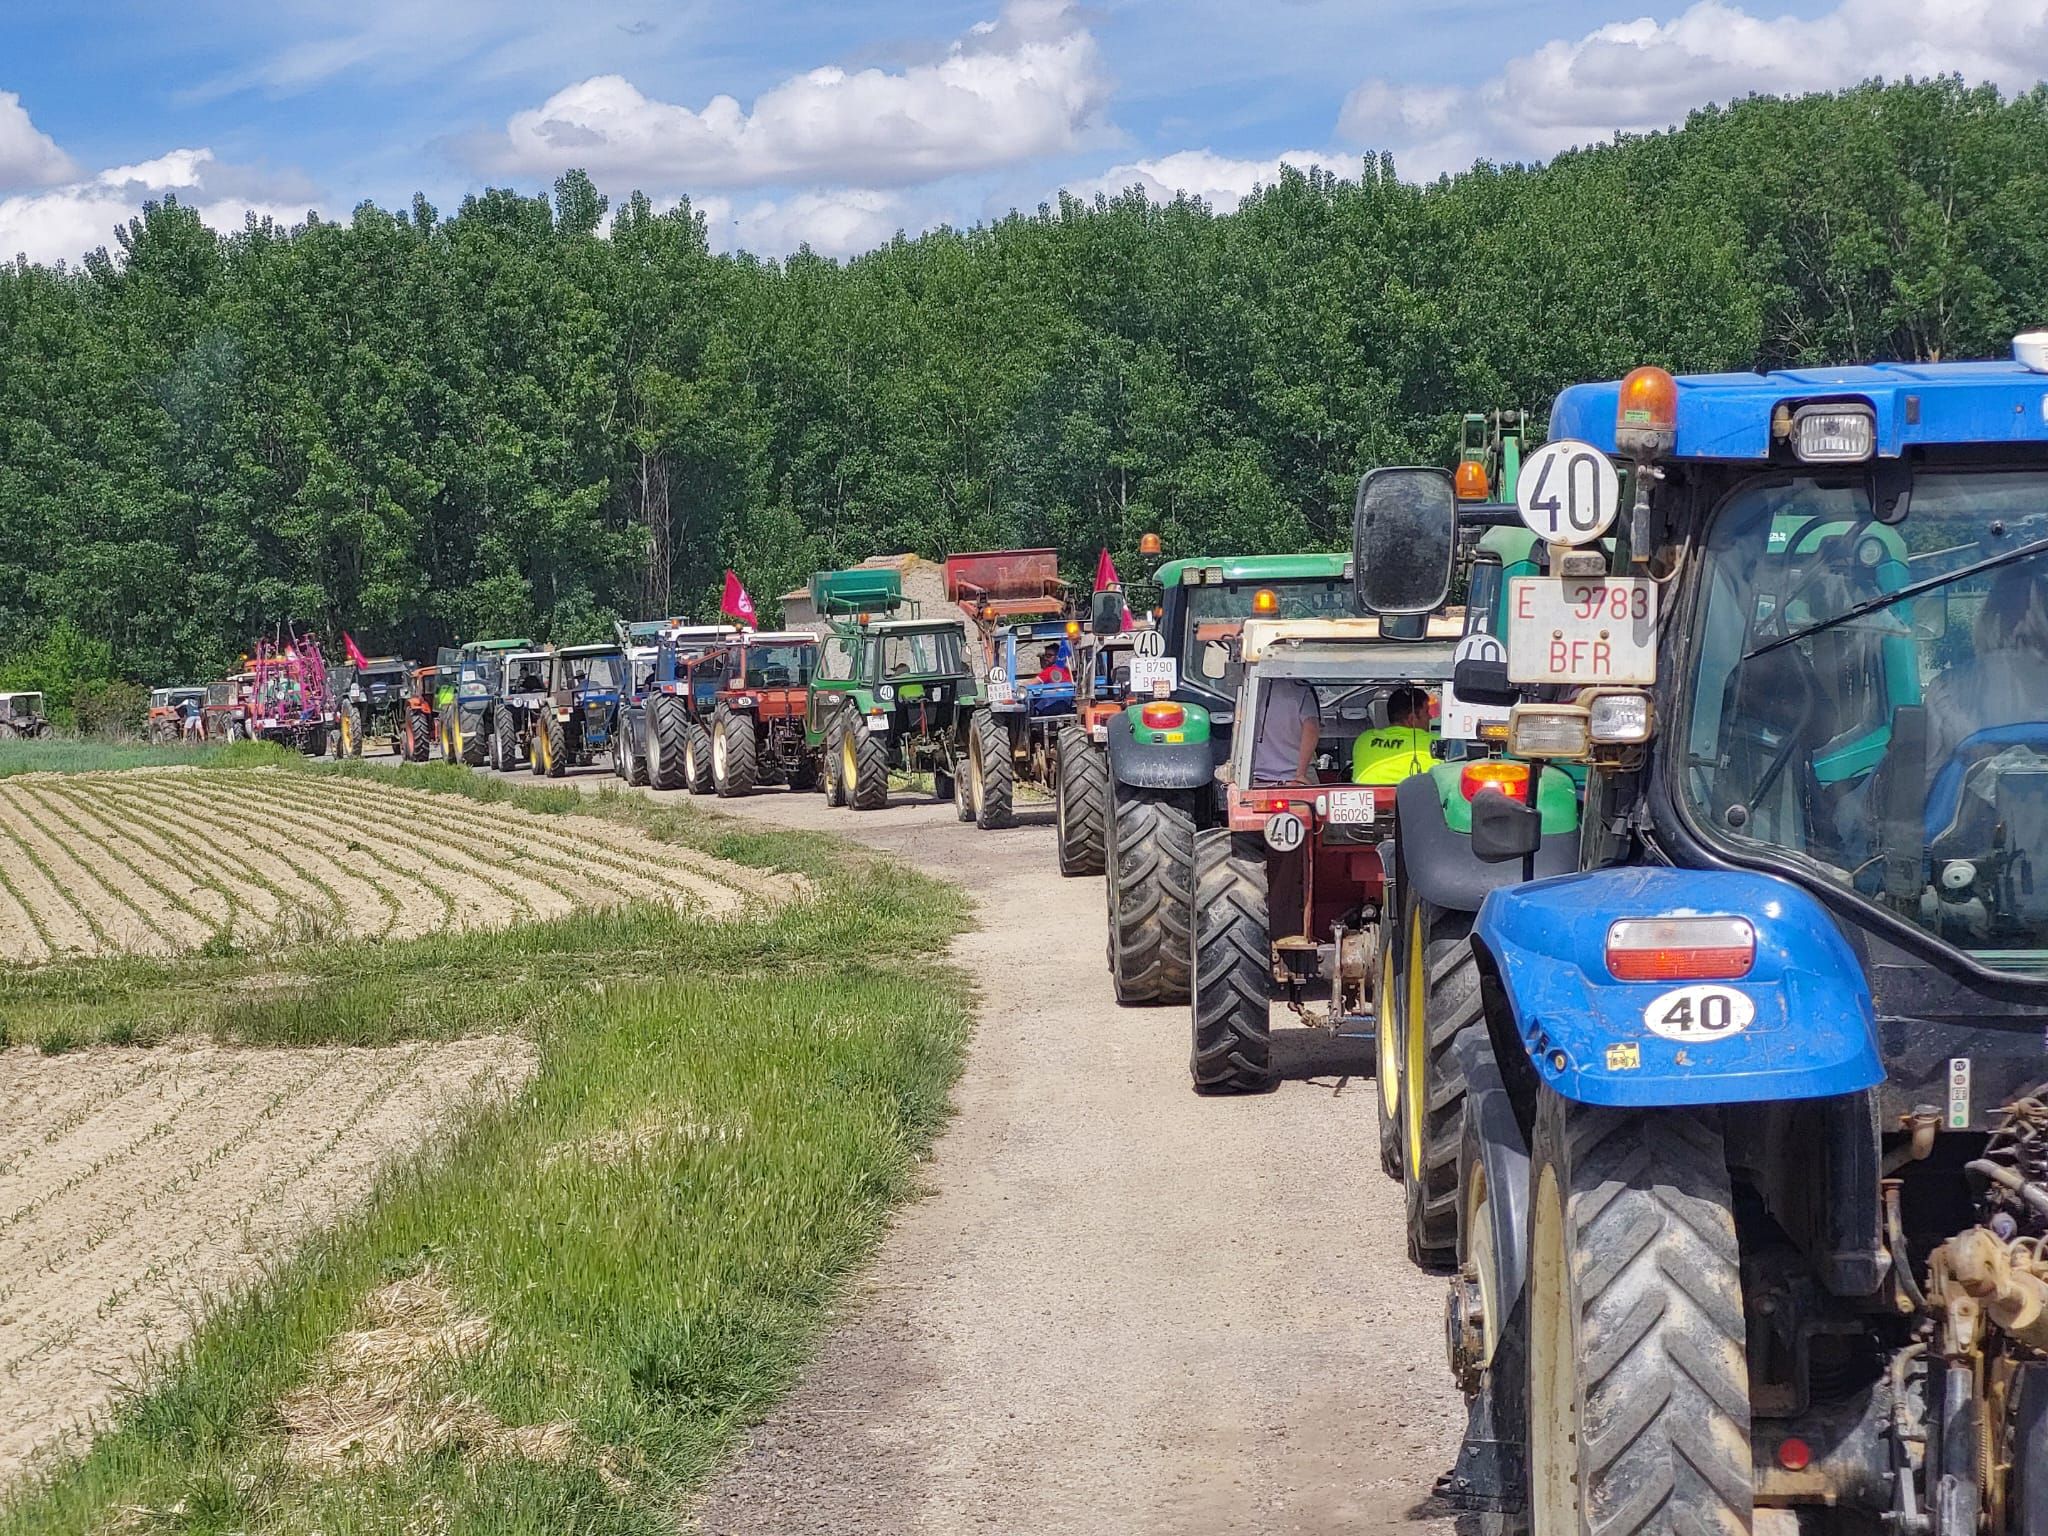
[1140,702,1186,730]
[1775,1437,1812,1472]
[1605,917,1755,981]
[1461,761,1529,801]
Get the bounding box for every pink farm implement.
[247,628,334,755]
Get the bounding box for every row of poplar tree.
[3,76,2048,699]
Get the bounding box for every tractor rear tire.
[683,723,714,794]
[1105,782,1196,1005]
[712,706,757,797]
[543,715,568,778]
[1402,903,1482,1270]
[407,713,430,762]
[843,719,890,811]
[970,710,1015,829]
[646,695,689,791]
[1525,1092,1751,1536]
[823,718,847,806]
[1190,829,1274,1093]
[1054,724,1107,876]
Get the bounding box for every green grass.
[0,738,295,777]
[0,762,974,1534]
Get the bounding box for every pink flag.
[721,570,757,628]
[1094,548,1120,592]
[342,632,370,669]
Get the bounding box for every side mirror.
[1471,791,1542,863]
[1453,655,1517,707]
[1353,466,1457,616]
[1090,589,1126,637]
[1378,613,1428,641]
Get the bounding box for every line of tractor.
[133,341,2048,1534]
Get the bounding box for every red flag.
[721,570,757,628]
[1093,548,1120,592]
[342,632,369,669]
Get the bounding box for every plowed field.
[0,1036,537,1481]
[0,767,793,963]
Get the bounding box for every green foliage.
[2,80,2043,683]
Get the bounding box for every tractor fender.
[1453,1029,1530,1314]
[1473,867,1881,1109]
[1394,773,1578,913]
[1105,709,1217,791]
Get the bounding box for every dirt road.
[515,765,1463,1534]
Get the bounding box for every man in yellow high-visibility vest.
[1352,686,1439,785]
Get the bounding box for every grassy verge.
[0,763,974,1534]
[0,738,295,777]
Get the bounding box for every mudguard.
[1475,867,1882,1108]
[1105,710,1217,790]
[1394,774,1577,913]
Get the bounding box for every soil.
[0,767,793,963]
[497,762,1466,1535]
[0,1036,537,1483]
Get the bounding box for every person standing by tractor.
[1250,676,1321,786]
[1351,685,1438,785]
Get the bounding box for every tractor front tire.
[823,719,847,807]
[460,713,487,767]
[1105,782,1196,1005]
[646,696,689,791]
[407,714,430,762]
[542,715,568,778]
[347,707,367,759]
[1401,903,1482,1270]
[969,710,1015,829]
[843,719,890,811]
[683,723,714,794]
[1054,724,1107,876]
[712,706,758,797]
[1190,829,1274,1094]
[1526,1092,1751,1536]
[952,755,974,821]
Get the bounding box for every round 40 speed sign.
[1515,439,1621,547]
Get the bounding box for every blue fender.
[1475,867,1882,1108]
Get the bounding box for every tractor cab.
[0,692,49,739]
[148,686,206,742]
[721,631,816,711]
[531,643,622,776]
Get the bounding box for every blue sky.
[0,0,2033,264]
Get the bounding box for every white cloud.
[488,0,1109,189]
[696,188,915,260]
[0,92,74,191]
[0,149,318,267]
[1061,147,1337,214]
[1341,0,2048,179]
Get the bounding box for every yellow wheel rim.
[1377,937,1400,1120]
[539,730,551,772]
[841,730,857,795]
[1404,904,1428,1174]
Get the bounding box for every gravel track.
[487,763,1465,1535]
[0,1037,537,1482]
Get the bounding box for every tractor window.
[743,644,815,687]
[1684,470,2048,966]
[818,638,854,683]
[1181,580,1351,697]
[876,629,965,679]
[573,655,623,690]
[1464,559,1503,638]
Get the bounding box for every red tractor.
[702,631,820,796]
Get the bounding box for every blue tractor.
[1353,351,2048,1534]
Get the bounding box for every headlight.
[877,684,896,702]
[1506,704,1590,760]
[1789,403,1875,463]
[1586,690,1654,744]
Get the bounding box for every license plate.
[865,714,888,732]
[1127,656,1177,694]
[1327,790,1375,824]
[1506,576,1658,686]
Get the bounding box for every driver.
[1353,686,1440,785]
[1925,559,2048,759]
[1036,647,1072,684]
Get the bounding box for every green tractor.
[803,568,978,812]
[1101,550,1357,1004]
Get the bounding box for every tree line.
[3,76,2046,711]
